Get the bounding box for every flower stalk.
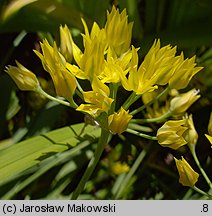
[130,86,170,115]
[193,186,212,198]
[131,111,172,124]
[188,143,212,190]
[122,92,140,110]
[71,128,110,200]
[36,86,77,108]
[126,128,157,140]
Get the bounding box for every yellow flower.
[169,53,203,89]
[120,40,177,94]
[59,24,73,62]
[174,157,199,187]
[34,39,76,101]
[66,20,106,81]
[157,115,198,149]
[157,119,188,149]
[119,39,202,95]
[111,162,130,175]
[76,78,113,117]
[98,47,133,83]
[5,61,39,91]
[105,6,133,56]
[108,107,132,134]
[169,89,200,115]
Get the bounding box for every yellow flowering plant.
[5,6,211,199]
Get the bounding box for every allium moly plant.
[5,6,211,199]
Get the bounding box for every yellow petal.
[5,61,39,91]
[170,89,200,114]
[174,157,199,187]
[108,107,132,134]
[157,119,188,150]
[34,39,76,100]
[59,25,73,62]
[205,134,212,147]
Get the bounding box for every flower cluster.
[5,6,208,192]
[6,7,202,126]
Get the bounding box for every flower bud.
[174,157,199,187]
[59,25,73,62]
[157,114,198,149]
[108,107,132,134]
[5,61,39,91]
[157,119,188,150]
[169,89,200,115]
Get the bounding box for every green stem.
[130,111,172,124]
[193,186,212,198]
[188,144,212,190]
[76,79,84,93]
[71,128,110,199]
[75,88,83,100]
[36,86,77,108]
[126,128,157,140]
[122,92,140,110]
[114,147,148,199]
[128,123,153,133]
[130,86,170,115]
[109,83,119,114]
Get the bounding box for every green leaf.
[0,123,100,185]
[1,139,94,199]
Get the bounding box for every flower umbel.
[174,157,199,187]
[108,107,133,134]
[4,6,206,199]
[5,61,39,91]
